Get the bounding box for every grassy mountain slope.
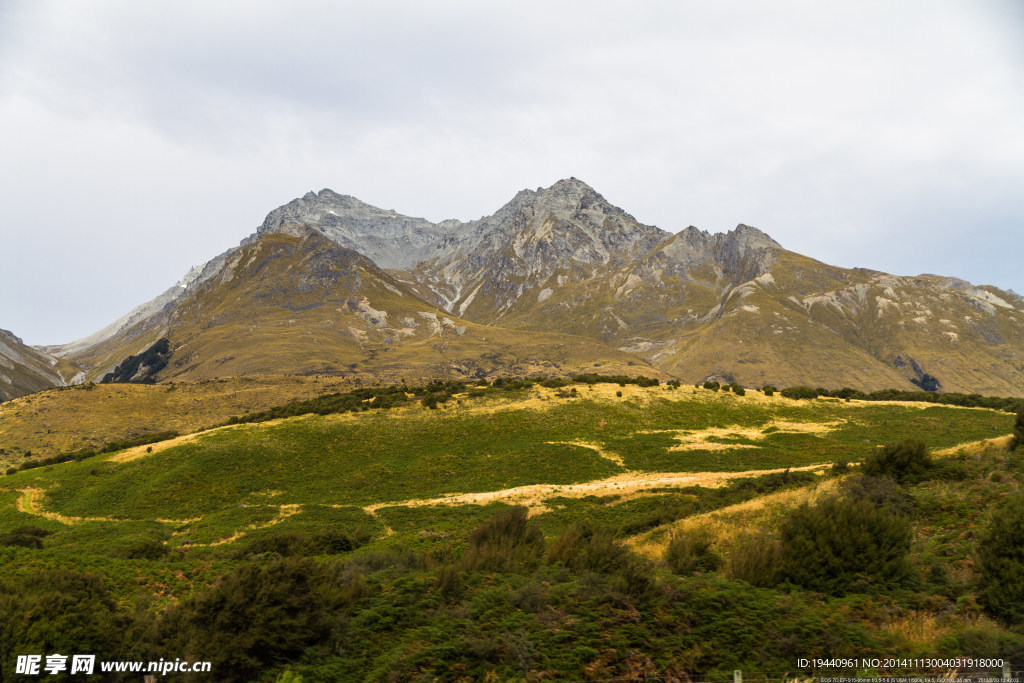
[64,230,664,386]
[482,236,1024,392]
[0,375,358,468]
[0,329,64,402]
[0,383,1020,680]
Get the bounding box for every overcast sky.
[1,1,1022,345]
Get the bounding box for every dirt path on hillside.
[183,504,303,547]
[934,435,1012,456]
[638,420,846,452]
[361,463,832,516]
[545,441,625,466]
[15,487,197,525]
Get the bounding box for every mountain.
[40,179,1024,396]
[46,226,662,385]
[0,329,64,401]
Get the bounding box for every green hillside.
[1,383,1021,681]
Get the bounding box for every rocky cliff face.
[0,329,64,401]
[43,178,1024,395]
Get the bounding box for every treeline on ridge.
[6,431,179,476]
[220,374,664,425]
[774,385,1022,412]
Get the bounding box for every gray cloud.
[1,0,1021,344]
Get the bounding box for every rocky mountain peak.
[528,178,607,217]
[726,224,783,253]
[0,329,25,345]
[542,176,596,199]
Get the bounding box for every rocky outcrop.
[0,329,63,401]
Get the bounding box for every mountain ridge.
[4,178,1021,400]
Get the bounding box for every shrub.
[831,387,866,400]
[1011,408,1024,451]
[861,439,933,484]
[731,384,746,396]
[841,475,914,516]
[548,524,654,595]
[910,373,941,392]
[776,497,913,595]
[702,381,720,391]
[977,493,1024,625]
[0,532,43,548]
[780,386,819,400]
[120,537,170,560]
[0,525,53,549]
[101,337,172,383]
[311,527,371,554]
[665,528,722,574]
[948,623,1024,661]
[726,531,782,587]
[548,524,629,575]
[762,385,777,396]
[158,558,329,680]
[244,529,370,558]
[0,570,126,664]
[463,506,544,572]
[435,565,464,600]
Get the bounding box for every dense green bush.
[780,386,819,400]
[762,385,776,396]
[726,531,781,587]
[910,373,941,392]
[572,374,658,387]
[0,525,53,549]
[1011,408,1024,451]
[0,570,128,670]
[490,378,535,391]
[119,537,171,560]
[861,439,933,484]
[977,493,1024,625]
[665,528,722,575]
[548,524,630,575]
[102,337,171,383]
[244,528,372,558]
[158,558,332,681]
[841,474,915,516]
[941,623,1024,661]
[775,497,913,595]
[830,387,866,400]
[462,506,545,572]
[859,389,1021,412]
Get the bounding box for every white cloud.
[1,0,1022,344]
